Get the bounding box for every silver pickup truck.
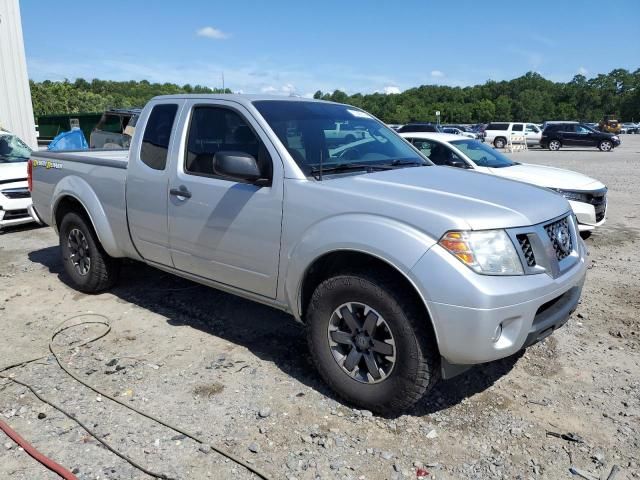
[29,95,587,413]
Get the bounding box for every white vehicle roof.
[399,132,461,142]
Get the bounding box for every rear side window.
[511,124,523,132]
[487,123,509,130]
[140,104,178,170]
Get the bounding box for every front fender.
[283,213,438,320]
[52,176,123,257]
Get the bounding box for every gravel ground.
[1,136,639,480]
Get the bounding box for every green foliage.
[30,68,640,122]
[30,79,230,116]
[319,69,640,123]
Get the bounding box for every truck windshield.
[0,134,32,163]
[450,139,516,168]
[253,100,428,177]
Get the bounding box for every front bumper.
[411,221,587,367]
[0,188,40,229]
[569,199,606,231]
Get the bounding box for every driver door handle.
[170,186,192,199]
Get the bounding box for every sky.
[19,0,640,97]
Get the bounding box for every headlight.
[611,135,619,141]
[439,230,524,275]
[553,189,589,203]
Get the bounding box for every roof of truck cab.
[151,94,333,105]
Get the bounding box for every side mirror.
[212,151,269,186]
[449,158,468,169]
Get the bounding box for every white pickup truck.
[29,95,587,413]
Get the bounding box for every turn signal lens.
[27,159,33,192]
[438,229,524,275]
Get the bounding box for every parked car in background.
[441,127,477,139]
[541,123,621,151]
[400,132,607,233]
[620,123,639,134]
[324,121,368,145]
[0,130,41,230]
[30,94,587,413]
[90,108,141,149]
[397,122,443,133]
[483,122,542,148]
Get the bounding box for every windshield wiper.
[387,159,427,167]
[309,163,393,180]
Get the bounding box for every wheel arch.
[51,177,122,257]
[296,250,439,351]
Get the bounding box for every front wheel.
[598,140,613,152]
[548,139,562,151]
[59,212,120,293]
[306,272,439,414]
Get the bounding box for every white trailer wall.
[0,0,37,149]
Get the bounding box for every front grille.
[1,187,30,199]
[585,189,607,222]
[544,216,573,261]
[517,234,536,266]
[2,209,30,220]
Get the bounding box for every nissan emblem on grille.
[545,217,573,261]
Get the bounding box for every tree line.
[314,68,640,124]
[30,68,639,123]
[30,78,229,116]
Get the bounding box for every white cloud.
[431,70,445,78]
[281,83,296,95]
[196,26,229,40]
[260,85,278,93]
[383,85,401,94]
[577,66,588,75]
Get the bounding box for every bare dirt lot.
[1,136,639,480]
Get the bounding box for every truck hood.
[329,166,571,231]
[0,162,28,182]
[488,163,605,191]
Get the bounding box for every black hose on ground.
[0,313,271,480]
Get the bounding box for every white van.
[484,122,542,148]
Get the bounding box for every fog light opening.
[491,323,503,343]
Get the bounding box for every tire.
[344,134,356,143]
[493,137,506,149]
[306,271,439,414]
[579,231,592,240]
[59,212,120,293]
[548,139,561,151]
[598,140,613,152]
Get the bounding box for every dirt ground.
[1,136,639,480]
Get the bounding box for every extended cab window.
[140,104,178,170]
[185,106,272,179]
[487,123,508,130]
[511,124,523,132]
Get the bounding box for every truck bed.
[30,148,139,259]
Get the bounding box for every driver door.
[166,101,284,298]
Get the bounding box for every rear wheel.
[548,139,561,151]
[59,212,120,293]
[493,137,506,149]
[598,140,613,152]
[306,271,439,414]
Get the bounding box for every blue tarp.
[47,128,88,151]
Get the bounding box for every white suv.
[484,122,542,148]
